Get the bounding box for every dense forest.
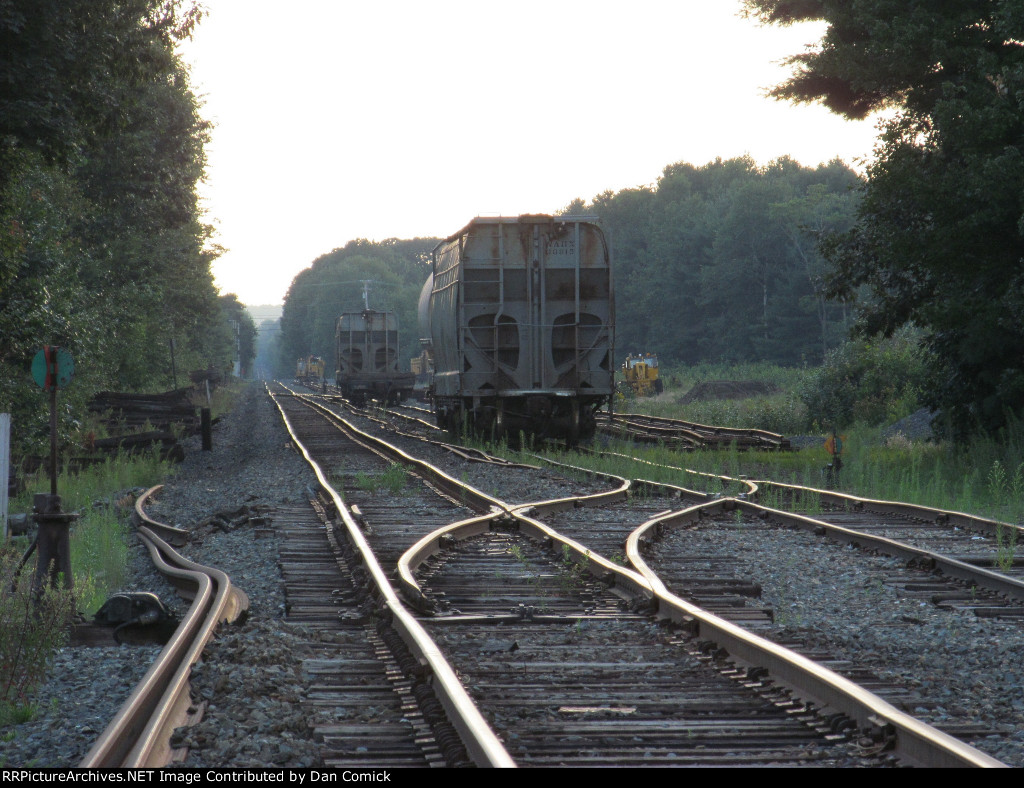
[570,156,860,366]
[277,157,859,378]
[0,1,253,456]
[746,0,1024,438]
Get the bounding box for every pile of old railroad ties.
[81,388,201,463]
[6,386,203,540]
[13,376,213,496]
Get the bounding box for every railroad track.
[757,481,1024,601]
[631,499,1019,747]
[80,488,249,768]
[273,497,471,767]
[270,389,512,767]
[95,383,1013,767]
[596,411,792,451]
[274,384,1005,767]
[572,450,1024,616]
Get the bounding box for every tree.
[219,295,257,377]
[0,1,226,456]
[279,239,436,379]
[746,0,1024,437]
[567,156,859,367]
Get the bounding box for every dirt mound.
[678,380,780,404]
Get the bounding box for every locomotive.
[409,348,434,402]
[420,214,614,443]
[296,355,325,387]
[335,309,415,404]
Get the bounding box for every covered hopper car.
[420,214,614,443]
[335,309,415,404]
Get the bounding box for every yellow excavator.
[619,353,664,397]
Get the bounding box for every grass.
[622,361,811,435]
[0,547,80,727]
[1,381,245,730]
[6,380,244,612]
[470,369,1024,529]
[9,449,176,615]
[353,464,408,495]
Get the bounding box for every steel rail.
[374,421,1003,766]
[397,451,764,615]
[294,393,512,515]
[81,488,249,767]
[396,497,655,613]
[625,498,1007,768]
[131,484,189,546]
[396,512,503,612]
[287,401,1007,767]
[601,410,790,447]
[399,454,1005,765]
[619,469,1024,602]
[395,454,635,605]
[755,479,1024,542]
[269,389,516,768]
[599,418,705,448]
[331,391,543,469]
[744,486,1024,603]
[577,447,760,498]
[339,397,443,434]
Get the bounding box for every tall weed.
[0,549,80,724]
[11,450,174,613]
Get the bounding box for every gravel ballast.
[3,381,1021,768]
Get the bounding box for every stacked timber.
[10,389,205,499]
[88,389,200,433]
[84,388,201,462]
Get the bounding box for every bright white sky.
[177,0,881,306]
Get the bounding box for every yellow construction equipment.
[620,353,664,397]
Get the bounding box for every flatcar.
[420,214,614,443]
[335,309,415,404]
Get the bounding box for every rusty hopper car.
[335,309,415,404]
[422,214,614,443]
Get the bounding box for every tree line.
[283,1,1024,440]
[566,156,860,367]
[277,239,435,379]
[277,157,860,381]
[746,0,1024,438]
[0,1,253,457]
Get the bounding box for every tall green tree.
[567,156,859,367]
[0,0,226,456]
[219,295,257,378]
[279,239,435,379]
[746,0,1024,437]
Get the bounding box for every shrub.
[799,328,929,431]
[0,548,80,723]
